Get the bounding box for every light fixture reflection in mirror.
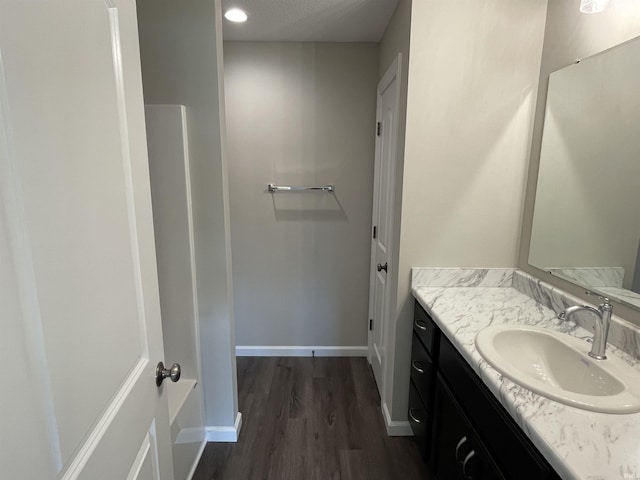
[580,0,610,13]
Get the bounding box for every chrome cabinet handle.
[408,408,421,424]
[156,361,181,386]
[462,450,477,479]
[411,360,424,374]
[414,319,428,331]
[455,436,468,463]
[377,262,388,273]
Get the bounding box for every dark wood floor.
[193,357,429,480]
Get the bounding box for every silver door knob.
[377,262,388,273]
[156,361,181,386]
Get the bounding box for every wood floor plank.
[192,443,232,480]
[288,357,312,419]
[339,449,368,480]
[350,357,381,407]
[310,375,342,479]
[192,357,430,480]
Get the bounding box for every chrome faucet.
[558,297,613,360]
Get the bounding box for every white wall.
[136,0,239,429]
[224,42,378,349]
[385,0,547,421]
[519,0,640,323]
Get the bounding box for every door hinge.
[369,319,373,331]
[376,122,381,136]
[373,225,377,239]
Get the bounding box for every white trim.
[205,412,243,442]
[126,430,152,480]
[108,6,151,360]
[186,439,207,480]
[382,402,412,436]
[61,358,149,478]
[235,346,368,357]
[174,426,205,445]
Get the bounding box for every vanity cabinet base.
[409,302,440,462]
[411,300,561,480]
[433,374,504,480]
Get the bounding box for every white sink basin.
[475,325,640,414]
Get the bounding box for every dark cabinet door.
[438,335,555,480]
[408,380,430,460]
[410,333,434,409]
[434,376,504,480]
[414,302,438,354]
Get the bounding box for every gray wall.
[224,42,379,348]
[386,0,548,421]
[136,0,238,428]
[379,0,411,80]
[519,0,640,324]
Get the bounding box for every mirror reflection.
[529,35,640,310]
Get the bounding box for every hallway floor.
[192,357,429,480]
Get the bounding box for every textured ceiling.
[221,0,400,42]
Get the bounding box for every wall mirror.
[529,35,640,311]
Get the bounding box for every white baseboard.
[205,412,242,442]
[382,402,412,436]
[235,345,368,357]
[186,439,207,480]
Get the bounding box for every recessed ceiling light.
[224,8,248,23]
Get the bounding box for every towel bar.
[267,184,335,193]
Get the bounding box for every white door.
[0,1,174,479]
[368,55,401,395]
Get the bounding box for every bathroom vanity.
[410,268,640,480]
[410,301,559,479]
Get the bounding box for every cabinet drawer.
[439,335,556,480]
[434,375,504,480]
[410,333,434,409]
[414,302,438,355]
[408,380,430,460]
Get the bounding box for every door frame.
[367,53,402,399]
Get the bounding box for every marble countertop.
[411,268,640,480]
